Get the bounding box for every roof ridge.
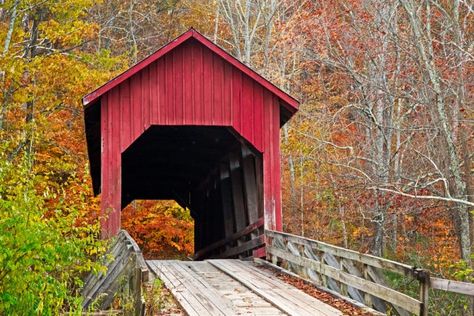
[82,28,298,112]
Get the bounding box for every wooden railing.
[265,230,474,316]
[430,277,474,296]
[193,217,264,260]
[81,230,149,315]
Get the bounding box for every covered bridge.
[83,29,299,258]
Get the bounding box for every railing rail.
[265,230,474,316]
[430,277,474,296]
[81,230,149,315]
[193,217,264,260]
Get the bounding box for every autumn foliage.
[0,0,472,314]
[121,200,194,259]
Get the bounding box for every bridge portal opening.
[121,126,264,258]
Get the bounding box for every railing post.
[339,258,348,297]
[265,233,272,262]
[415,268,430,316]
[362,264,373,308]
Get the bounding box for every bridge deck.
[147,259,342,316]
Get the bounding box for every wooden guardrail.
[81,230,149,315]
[194,217,264,260]
[430,277,474,296]
[265,230,474,316]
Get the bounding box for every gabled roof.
[82,28,299,112]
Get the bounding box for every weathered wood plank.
[209,259,343,316]
[148,260,287,315]
[237,260,345,313]
[172,262,237,314]
[185,261,285,314]
[210,260,312,316]
[150,260,237,315]
[234,260,341,314]
[148,261,207,316]
[163,264,228,315]
[430,277,474,296]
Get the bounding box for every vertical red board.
[100,90,121,237]
[231,68,242,133]
[131,72,142,143]
[110,87,122,235]
[271,95,282,231]
[150,61,158,124]
[192,43,203,123]
[174,46,184,124]
[212,54,223,124]
[222,63,232,124]
[241,75,254,144]
[100,94,109,236]
[262,89,274,230]
[253,84,264,152]
[157,58,166,125]
[202,48,213,122]
[119,80,131,152]
[106,92,114,235]
[164,53,173,125]
[183,42,193,123]
[141,67,150,131]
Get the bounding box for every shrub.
[0,151,104,315]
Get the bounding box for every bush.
[0,151,104,315]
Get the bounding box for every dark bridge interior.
[121,126,264,258]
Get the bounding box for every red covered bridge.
[83,28,299,258]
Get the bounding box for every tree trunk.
[401,0,472,264]
[3,0,19,55]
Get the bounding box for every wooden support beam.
[209,178,224,246]
[241,145,259,226]
[229,152,248,245]
[201,188,211,249]
[255,152,264,219]
[194,218,203,252]
[241,144,265,257]
[193,217,264,260]
[220,162,235,242]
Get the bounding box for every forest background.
[0,0,472,314]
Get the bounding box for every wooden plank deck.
[147,259,343,316]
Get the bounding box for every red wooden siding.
[104,40,271,152]
[86,29,298,238]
